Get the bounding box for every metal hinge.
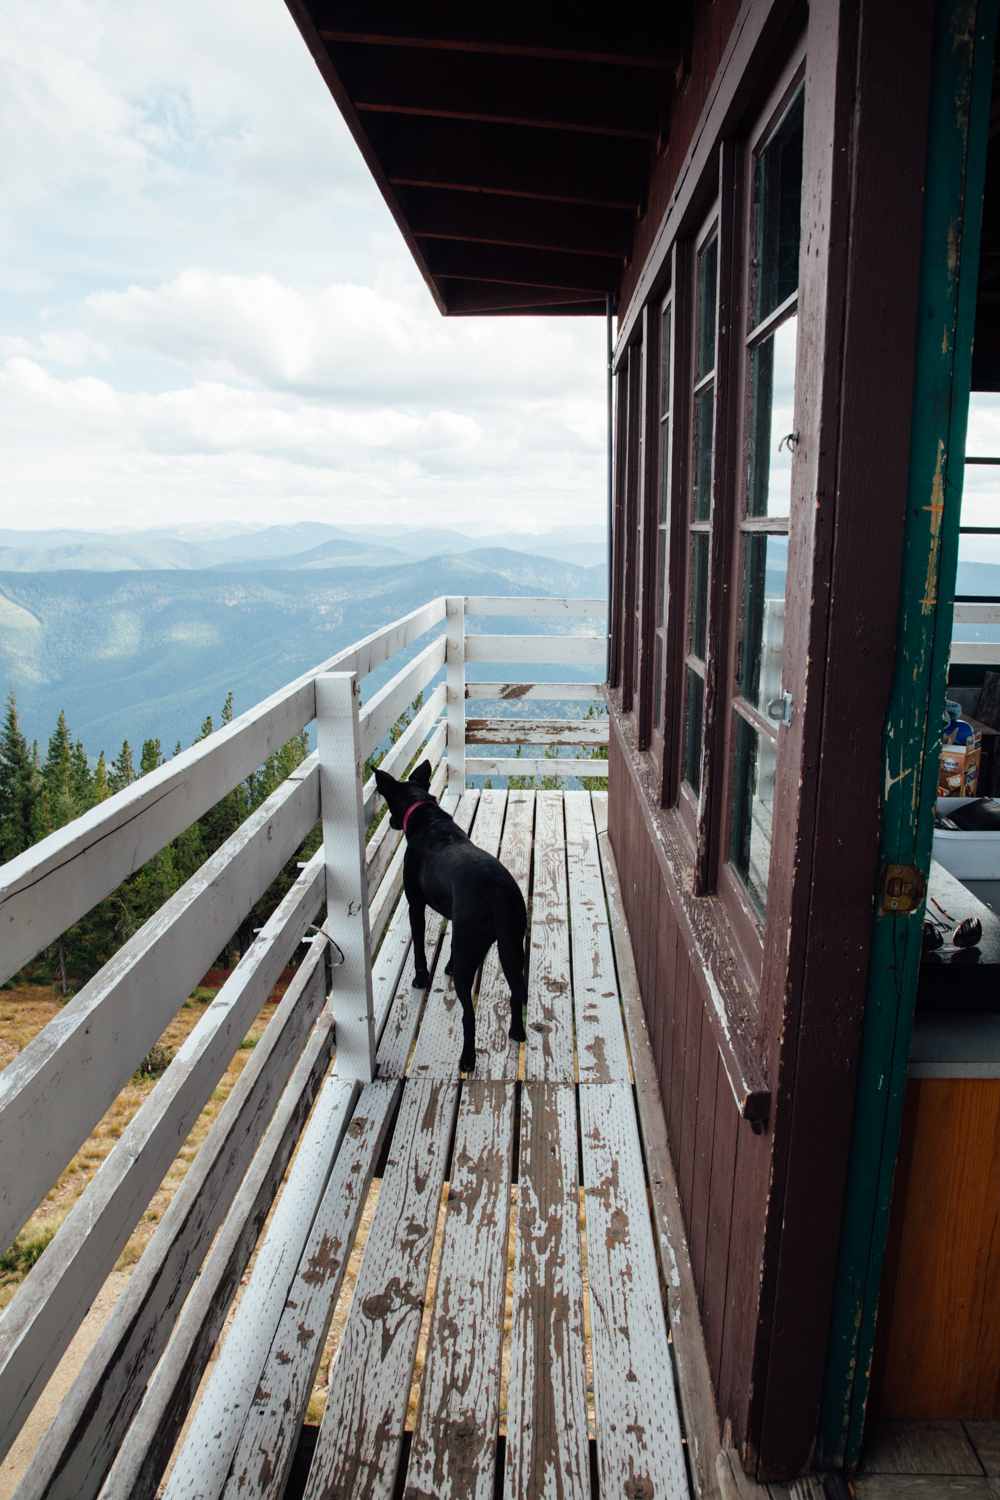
[879,864,927,916]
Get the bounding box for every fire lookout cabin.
[2,2,1000,1499]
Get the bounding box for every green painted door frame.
[818,0,998,1469]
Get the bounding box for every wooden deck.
[154,789,689,1500]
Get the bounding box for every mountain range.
[0,532,607,757]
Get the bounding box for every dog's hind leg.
[498,932,528,1042]
[409,901,430,989]
[452,935,491,1073]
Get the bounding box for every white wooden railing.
[0,593,606,1490]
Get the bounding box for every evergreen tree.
[0,694,38,862]
[43,711,76,832]
[108,741,135,794]
[93,752,109,802]
[140,738,163,777]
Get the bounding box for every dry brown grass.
[0,978,275,1311]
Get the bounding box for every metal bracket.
[879,863,927,916]
[765,689,794,726]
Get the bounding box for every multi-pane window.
[729,87,804,913]
[682,219,719,796]
[652,294,673,739]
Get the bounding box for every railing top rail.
[0,595,447,984]
[464,595,606,620]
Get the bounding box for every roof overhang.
[285,3,690,315]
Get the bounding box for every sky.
[0,0,608,536]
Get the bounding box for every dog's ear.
[408,759,432,790]
[374,768,395,795]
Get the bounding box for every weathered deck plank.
[403,1081,515,1500]
[303,1078,459,1500]
[222,1079,401,1500]
[525,790,575,1083]
[161,1071,358,1499]
[563,791,630,1083]
[504,1083,590,1500]
[580,1082,688,1499]
[477,790,535,1080]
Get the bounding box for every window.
[682,217,720,799]
[728,86,804,915]
[652,295,673,741]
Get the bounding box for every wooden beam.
[314,6,684,69]
[440,283,606,316]
[367,114,650,210]
[334,42,663,139]
[399,187,632,259]
[422,241,619,294]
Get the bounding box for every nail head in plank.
[580,1082,688,1500]
[525,791,575,1084]
[222,1079,402,1500]
[504,1083,589,1500]
[403,1081,515,1500]
[303,1078,460,1500]
[564,791,630,1084]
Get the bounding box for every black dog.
[374,761,528,1072]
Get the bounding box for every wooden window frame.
[717,56,807,958]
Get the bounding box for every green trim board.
[819,0,998,1469]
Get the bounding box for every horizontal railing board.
[0,595,446,985]
[464,596,606,621]
[98,1013,337,1500]
[949,640,1000,663]
[161,1070,359,1500]
[0,763,321,1256]
[953,601,1000,623]
[466,717,608,746]
[466,757,608,780]
[358,635,446,760]
[0,853,327,1467]
[464,634,604,666]
[465,681,605,700]
[361,683,445,822]
[18,941,329,1500]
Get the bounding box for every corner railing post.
[316,671,375,1081]
[446,594,466,794]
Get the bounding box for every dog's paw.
[459,1050,476,1074]
[412,970,431,990]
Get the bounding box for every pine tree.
[93,752,109,802]
[140,739,163,777]
[108,741,135,794]
[0,694,38,862]
[70,739,92,814]
[43,711,76,832]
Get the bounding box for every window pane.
[737,535,788,712]
[696,234,718,381]
[748,314,797,518]
[660,303,672,418]
[683,667,704,793]
[957,531,1000,594]
[754,89,804,323]
[659,418,671,523]
[688,533,710,660]
[692,384,715,521]
[731,715,778,913]
[653,632,664,731]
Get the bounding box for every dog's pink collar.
[402,800,432,836]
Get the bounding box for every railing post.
[315,671,375,1081]
[446,594,466,794]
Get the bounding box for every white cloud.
[0,1,608,536]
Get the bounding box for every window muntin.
[652,296,673,735]
[729,84,804,916]
[682,219,719,800]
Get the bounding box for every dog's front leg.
[409,901,430,989]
